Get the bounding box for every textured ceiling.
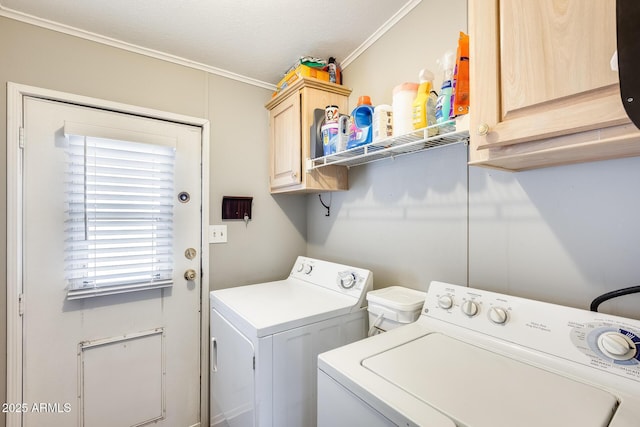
[1,0,419,88]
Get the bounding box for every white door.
[19,96,203,426]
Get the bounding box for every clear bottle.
[426,90,439,136]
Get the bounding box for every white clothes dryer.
[210,256,372,427]
[318,281,640,427]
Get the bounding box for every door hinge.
[19,127,24,149]
[18,293,24,316]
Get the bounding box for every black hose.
[590,285,640,312]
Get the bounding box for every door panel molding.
[5,82,211,427]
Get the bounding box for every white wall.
[469,159,640,319]
[206,75,307,289]
[0,16,305,426]
[307,143,468,290]
[307,0,640,320]
[307,0,469,291]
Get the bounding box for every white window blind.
[64,125,176,300]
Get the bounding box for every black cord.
[590,285,640,312]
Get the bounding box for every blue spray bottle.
[435,51,456,133]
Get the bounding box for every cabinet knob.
[291,171,298,178]
[477,123,490,136]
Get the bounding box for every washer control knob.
[461,300,479,317]
[438,295,454,309]
[303,264,313,274]
[488,307,508,324]
[340,273,357,289]
[598,332,637,360]
[296,263,304,272]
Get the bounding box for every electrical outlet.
[209,225,227,244]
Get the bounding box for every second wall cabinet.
[469,0,640,170]
[265,77,351,194]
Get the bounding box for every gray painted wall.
[307,0,469,290]
[307,0,640,321]
[0,16,305,426]
[469,160,640,319]
[307,143,468,290]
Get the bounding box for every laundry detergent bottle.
[347,96,374,149]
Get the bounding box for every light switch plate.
[209,225,227,244]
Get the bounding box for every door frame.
[6,82,211,427]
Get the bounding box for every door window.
[64,123,176,299]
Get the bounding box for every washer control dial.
[438,295,454,309]
[488,307,508,325]
[296,263,304,273]
[339,272,357,289]
[461,300,479,317]
[303,264,313,274]
[597,332,637,361]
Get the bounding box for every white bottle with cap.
[392,83,419,137]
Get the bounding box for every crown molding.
[341,0,422,69]
[0,0,422,89]
[0,4,277,90]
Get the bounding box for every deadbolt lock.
[184,248,197,260]
[184,269,197,281]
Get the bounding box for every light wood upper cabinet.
[269,91,301,189]
[469,0,640,170]
[266,77,351,194]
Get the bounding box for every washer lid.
[363,333,619,427]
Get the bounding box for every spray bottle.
[435,51,456,133]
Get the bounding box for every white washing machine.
[210,256,372,427]
[318,281,640,427]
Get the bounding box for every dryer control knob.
[304,264,313,274]
[438,295,454,309]
[597,332,637,360]
[461,300,479,317]
[296,263,304,272]
[488,307,508,324]
[339,273,357,289]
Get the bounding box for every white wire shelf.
[307,121,469,170]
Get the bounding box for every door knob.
[184,269,197,281]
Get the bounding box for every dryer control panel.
[423,282,640,388]
[290,256,373,303]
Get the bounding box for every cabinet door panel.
[270,93,301,189]
[500,0,617,115]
